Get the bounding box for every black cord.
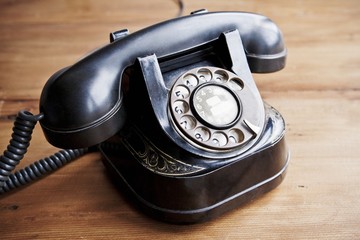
[173,0,185,17]
[0,1,185,194]
[0,110,88,194]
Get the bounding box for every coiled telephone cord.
[0,0,184,195]
[0,110,88,194]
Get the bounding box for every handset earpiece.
[39,62,127,149]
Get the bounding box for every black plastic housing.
[100,104,289,223]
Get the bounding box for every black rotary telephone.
[0,10,289,223]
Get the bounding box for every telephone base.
[100,105,289,224]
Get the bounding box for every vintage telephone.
[0,10,289,223]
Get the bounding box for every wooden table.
[1,0,359,239]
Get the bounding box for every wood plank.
[0,0,359,239]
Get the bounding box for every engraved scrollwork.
[122,128,204,176]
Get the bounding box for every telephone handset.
[0,10,289,223]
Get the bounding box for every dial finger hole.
[229,78,244,91]
[173,85,190,99]
[183,74,198,87]
[214,70,229,83]
[180,115,196,130]
[197,68,212,82]
[194,127,211,142]
[228,129,245,143]
[211,132,228,147]
[173,100,189,115]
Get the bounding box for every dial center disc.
[192,84,240,128]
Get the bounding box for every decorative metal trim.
[121,127,204,176]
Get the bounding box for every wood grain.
[0,0,359,239]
